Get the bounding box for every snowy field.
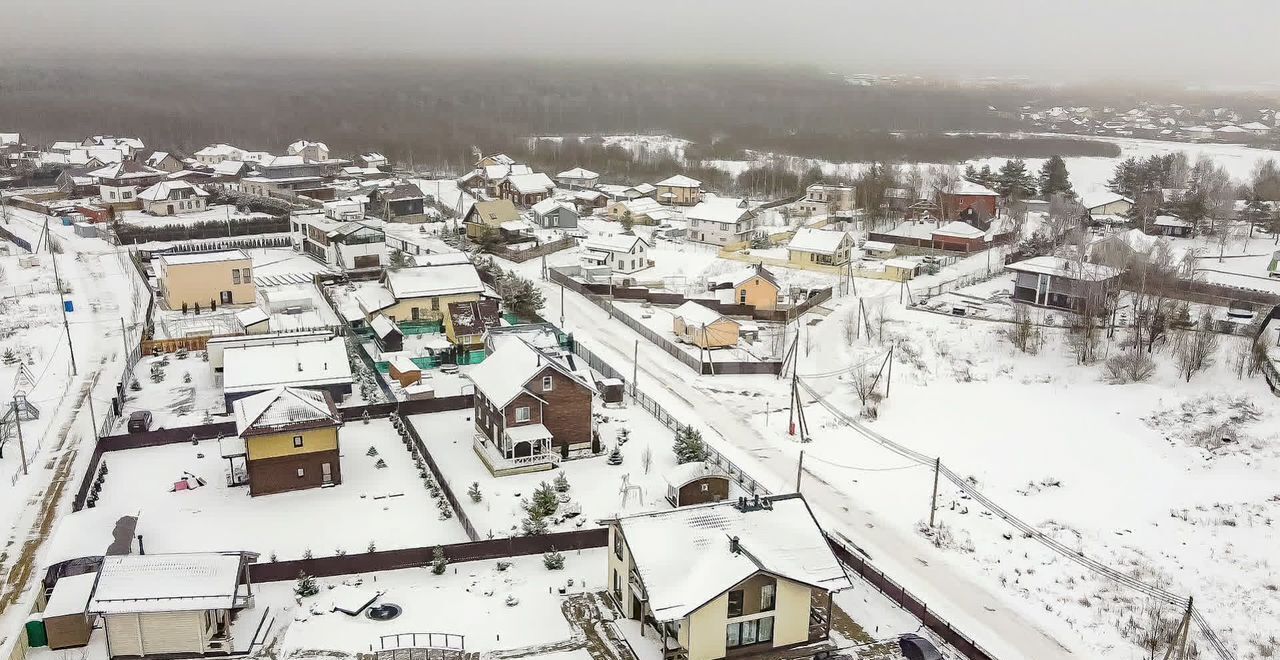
[116,352,229,430]
[409,405,701,540]
[258,550,605,656]
[118,204,271,228]
[97,417,470,559]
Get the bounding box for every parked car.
[127,410,153,433]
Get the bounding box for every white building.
[686,198,756,246]
[287,140,330,163]
[291,211,386,272]
[797,183,856,214]
[581,235,649,274]
[787,228,854,266]
[555,167,600,189]
[137,181,210,216]
[193,144,248,165]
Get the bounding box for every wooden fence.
[248,528,607,582]
[490,236,578,263]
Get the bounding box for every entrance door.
[166,204,174,215]
[513,441,532,458]
[631,595,642,620]
[220,290,233,304]
[321,462,333,484]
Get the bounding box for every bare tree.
[1004,304,1040,353]
[1173,312,1219,382]
[869,298,890,343]
[640,445,653,475]
[850,366,883,418]
[1103,349,1157,384]
[1066,275,1109,365]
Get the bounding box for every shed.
[861,240,896,258]
[664,461,731,507]
[671,301,739,349]
[388,354,421,388]
[43,572,98,650]
[883,258,919,282]
[595,377,624,404]
[371,314,403,352]
[404,381,436,400]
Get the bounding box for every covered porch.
[472,424,556,476]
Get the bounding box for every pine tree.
[525,481,559,517]
[672,425,708,464]
[521,513,548,536]
[543,547,565,570]
[994,159,1036,200]
[294,572,319,598]
[388,248,408,271]
[2,348,18,366]
[1037,156,1073,197]
[499,274,545,320]
[467,481,482,502]
[553,471,570,493]
[431,546,448,575]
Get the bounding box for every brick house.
[467,338,597,476]
[230,386,344,496]
[937,180,999,220]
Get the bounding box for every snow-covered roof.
[506,424,553,443]
[687,200,750,224]
[656,174,701,188]
[583,234,646,254]
[212,160,247,176]
[447,299,502,337]
[222,336,352,394]
[709,265,777,289]
[88,160,163,181]
[235,307,270,328]
[788,228,850,255]
[156,249,249,266]
[883,257,918,270]
[616,494,852,622]
[663,461,726,489]
[258,154,306,168]
[1080,192,1132,210]
[556,167,598,180]
[88,552,248,615]
[614,198,664,216]
[1239,121,1271,131]
[1154,215,1193,228]
[233,386,340,436]
[861,240,895,253]
[531,198,575,216]
[44,572,98,618]
[137,180,209,202]
[505,172,556,195]
[384,263,484,299]
[144,151,172,167]
[932,221,984,239]
[466,339,591,408]
[371,314,400,339]
[1006,256,1120,281]
[673,301,732,327]
[484,163,531,180]
[288,139,329,154]
[946,180,999,196]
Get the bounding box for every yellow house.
[883,257,919,282]
[786,228,854,267]
[464,198,520,239]
[606,494,851,660]
[230,386,343,496]
[672,301,740,349]
[655,174,702,206]
[711,265,780,311]
[154,249,255,310]
[444,298,503,349]
[374,260,486,324]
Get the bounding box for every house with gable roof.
[467,338,597,475]
[138,180,210,216]
[655,174,702,206]
[230,385,344,495]
[606,494,851,660]
[581,234,649,274]
[787,228,854,267]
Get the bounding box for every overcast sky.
[9,0,1279,87]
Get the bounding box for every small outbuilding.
[664,461,731,507]
[371,314,404,352]
[883,258,919,282]
[42,572,98,650]
[388,354,422,388]
[671,301,739,349]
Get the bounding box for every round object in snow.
[366,603,403,621]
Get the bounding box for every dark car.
[899,634,943,660]
[127,410,153,433]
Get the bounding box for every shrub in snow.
[294,572,319,598]
[362,410,370,425]
[521,513,549,536]
[505,594,519,607]
[129,379,141,391]
[269,552,278,562]
[468,481,482,503]
[496,560,512,572]
[374,458,388,469]
[182,371,192,384]
[543,548,565,570]
[431,546,448,575]
[1103,350,1157,384]
[672,425,708,464]
[201,350,209,362]
[606,446,623,466]
[366,446,378,457]
[302,548,314,560]
[553,471,570,493]
[1,348,17,365]
[335,547,347,557]
[176,347,188,360]
[616,428,630,445]
[367,540,377,553]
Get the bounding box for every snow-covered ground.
[116,352,229,431]
[118,204,271,228]
[95,417,470,559]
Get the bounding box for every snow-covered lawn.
[610,300,787,363]
[118,204,271,228]
[259,550,605,655]
[116,352,228,430]
[408,406,705,540]
[97,417,470,559]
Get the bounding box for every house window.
[613,528,624,560]
[293,435,304,448]
[242,268,251,281]
[431,297,439,311]
[739,290,747,304]
[542,375,554,392]
[514,406,530,423]
[109,191,117,200]
[613,569,621,600]
[122,191,132,200]
[700,483,710,492]
[726,617,773,649]
[760,583,776,611]
[232,269,241,285]
[296,468,305,478]
[727,590,744,617]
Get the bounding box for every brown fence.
[140,335,213,354]
[827,537,998,660]
[401,408,479,541]
[1121,271,1280,308]
[490,236,578,263]
[248,528,607,582]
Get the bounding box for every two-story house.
[377,260,486,324]
[796,183,856,215]
[555,167,599,190]
[368,181,429,223]
[708,265,780,310]
[606,494,850,660]
[786,228,854,267]
[291,211,386,272]
[143,151,184,173]
[531,198,580,229]
[686,199,756,246]
[154,249,255,309]
[467,338,596,475]
[581,235,649,274]
[231,385,344,495]
[500,172,557,207]
[89,161,167,210]
[655,175,702,206]
[287,139,330,163]
[137,180,210,216]
[1006,256,1121,312]
[194,143,249,165]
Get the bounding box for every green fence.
[400,321,443,335]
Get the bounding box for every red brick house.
[930,221,986,252]
[938,180,999,220]
[467,338,597,475]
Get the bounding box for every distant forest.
[0,56,1131,175]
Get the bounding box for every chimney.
[136,534,145,555]
[729,536,740,555]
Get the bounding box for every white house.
[555,167,600,189]
[581,235,649,274]
[287,140,330,162]
[797,183,855,214]
[686,198,756,246]
[291,212,386,272]
[1080,192,1134,217]
[137,181,210,216]
[193,144,248,165]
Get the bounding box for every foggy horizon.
[8,0,1280,90]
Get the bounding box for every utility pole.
[928,457,941,528]
[795,449,805,492]
[120,317,130,359]
[12,398,27,476]
[1161,597,1193,660]
[86,389,100,444]
[631,339,639,398]
[884,345,893,398]
[47,219,77,375]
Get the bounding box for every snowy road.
[533,273,1080,660]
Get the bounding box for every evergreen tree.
[543,548,565,570]
[1037,156,1073,197]
[294,572,319,598]
[388,248,408,271]
[553,471,570,493]
[467,481,482,502]
[431,546,448,575]
[1107,157,1144,197]
[606,445,623,465]
[994,159,1036,200]
[525,481,559,517]
[521,512,549,536]
[672,425,708,464]
[499,273,545,320]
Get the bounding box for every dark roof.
[375,182,426,202]
[447,299,502,337]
